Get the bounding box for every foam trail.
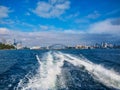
[36,55,41,65]
[16,51,65,90]
[58,52,120,89]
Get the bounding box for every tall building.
[13,39,17,46]
[101,42,108,48]
[13,39,23,49]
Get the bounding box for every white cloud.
[86,11,100,19]
[39,24,62,31]
[0,17,120,47]
[63,29,85,34]
[0,6,10,19]
[39,25,49,30]
[89,18,120,34]
[0,28,10,34]
[0,27,120,47]
[33,0,70,18]
[63,12,80,21]
[21,22,35,28]
[0,28,81,46]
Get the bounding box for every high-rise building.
[13,39,23,49]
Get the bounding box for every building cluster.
[75,42,116,49]
[30,46,49,50]
[92,42,114,49]
[75,45,89,49]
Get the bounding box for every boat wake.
[15,51,120,90]
[59,52,120,89]
[16,51,65,90]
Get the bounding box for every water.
[0,49,120,90]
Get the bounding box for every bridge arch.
[48,44,67,49]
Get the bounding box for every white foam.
[16,51,120,90]
[16,51,65,90]
[58,52,120,89]
[36,55,41,65]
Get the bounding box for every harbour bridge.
[48,44,68,49]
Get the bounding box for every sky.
[0,0,120,47]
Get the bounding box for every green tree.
[0,43,15,49]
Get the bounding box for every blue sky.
[0,0,120,46]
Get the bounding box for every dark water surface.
[0,49,120,90]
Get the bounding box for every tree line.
[0,43,15,49]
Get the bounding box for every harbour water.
[0,49,120,90]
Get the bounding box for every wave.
[16,51,120,90]
[57,52,120,89]
[16,51,65,90]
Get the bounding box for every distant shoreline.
[0,48,120,51]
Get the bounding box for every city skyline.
[0,38,119,49]
[0,0,120,47]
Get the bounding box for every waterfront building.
[75,45,89,49]
[30,46,41,50]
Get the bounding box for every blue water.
[0,49,120,90]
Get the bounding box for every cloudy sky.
[0,0,120,47]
